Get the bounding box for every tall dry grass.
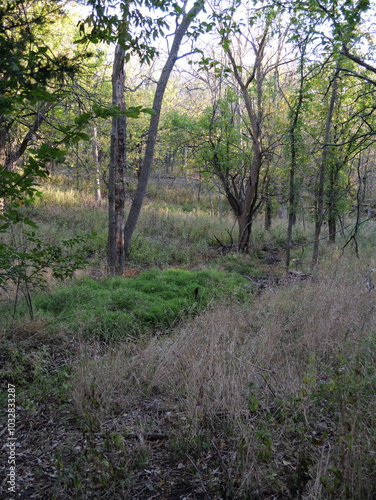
[71,261,376,498]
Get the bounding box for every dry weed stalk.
[71,272,376,497]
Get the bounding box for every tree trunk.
[107,43,126,275]
[328,207,336,244]
[123,1,204,256]
[237,154,260,252]
[264,176,272,231]
[286,126,299,267]
[285,37,309,270]
[311,68,338,268]
[1,103,53,173]
[0,116,7,169]
[92,124,102,206]
[238,213,252,252]
[327,169,338,244]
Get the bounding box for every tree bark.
[0,116,8,169]
[107,43,126,275]
[123,1,204,256]
[237,152,261,251]
[286,42,307,269]
[327,166,339,244]
[311,68,338,268]
[1,104,53,172]
[92,124,102,206]
[264,179,272,232]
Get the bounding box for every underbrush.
[21,183,236,268]
[25,181,319,271]
[3,178,376,498]
[71,267,376,498]
[145,178,228,216]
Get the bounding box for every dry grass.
[4,174,376,497]
[71,263,376,498]
[35,183,98,207]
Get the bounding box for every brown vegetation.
[68,267,376,498]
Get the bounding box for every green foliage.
[225,329,376,498]
[198,91,250,178]
[0,2,104,317]
[53,435,131,496]
[217,254,265,279]
[0,1,80,109]
[304,333,376,498]
[0,338,131,497]
[0,144,97,319]
[58,105,156,143]
[78,0,172,63]
[0,227,95,317]
[33,269,249,340]
[0,144,59,202]
[0,2,147,319]
[0,343,72,409]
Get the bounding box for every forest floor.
[1,181,376,499]
[1,265,282,500]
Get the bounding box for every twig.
[124,432,168,441]
[210,439,233,494]
[186,454,212,500]
[225,350,277,398]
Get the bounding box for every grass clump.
[33,269,249,341]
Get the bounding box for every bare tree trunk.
[237,213,252,252]
[264,175,272,231]
[92,123,101,206]
[237,153,261,251]
[0,116,7,169]
[311,68,338,268]
[4,105,53,171]
[327,169,337,244]
[123,1,204,256]
[286,42,307,269]
[0,116,8,212]
[107,43,126,275]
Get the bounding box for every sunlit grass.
[37,182,99,207]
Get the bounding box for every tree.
[123,0,206,258]
[108,42,127,274]
[224,27,269,251]
[0,1,97,315]
[195,3,289,251]
[285,34,311,269]
[311,65,339,267]
[0,0,86,171]
[82,0,205,272]
[197,90,254,235]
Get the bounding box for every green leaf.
[35,144,67,162]
[141,107,156,115]
[75,112,93,125]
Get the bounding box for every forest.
[1,0,376,498]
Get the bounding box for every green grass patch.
[213,253,267,279]
[33,269,250,341]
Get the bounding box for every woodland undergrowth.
[1,181,375,499]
